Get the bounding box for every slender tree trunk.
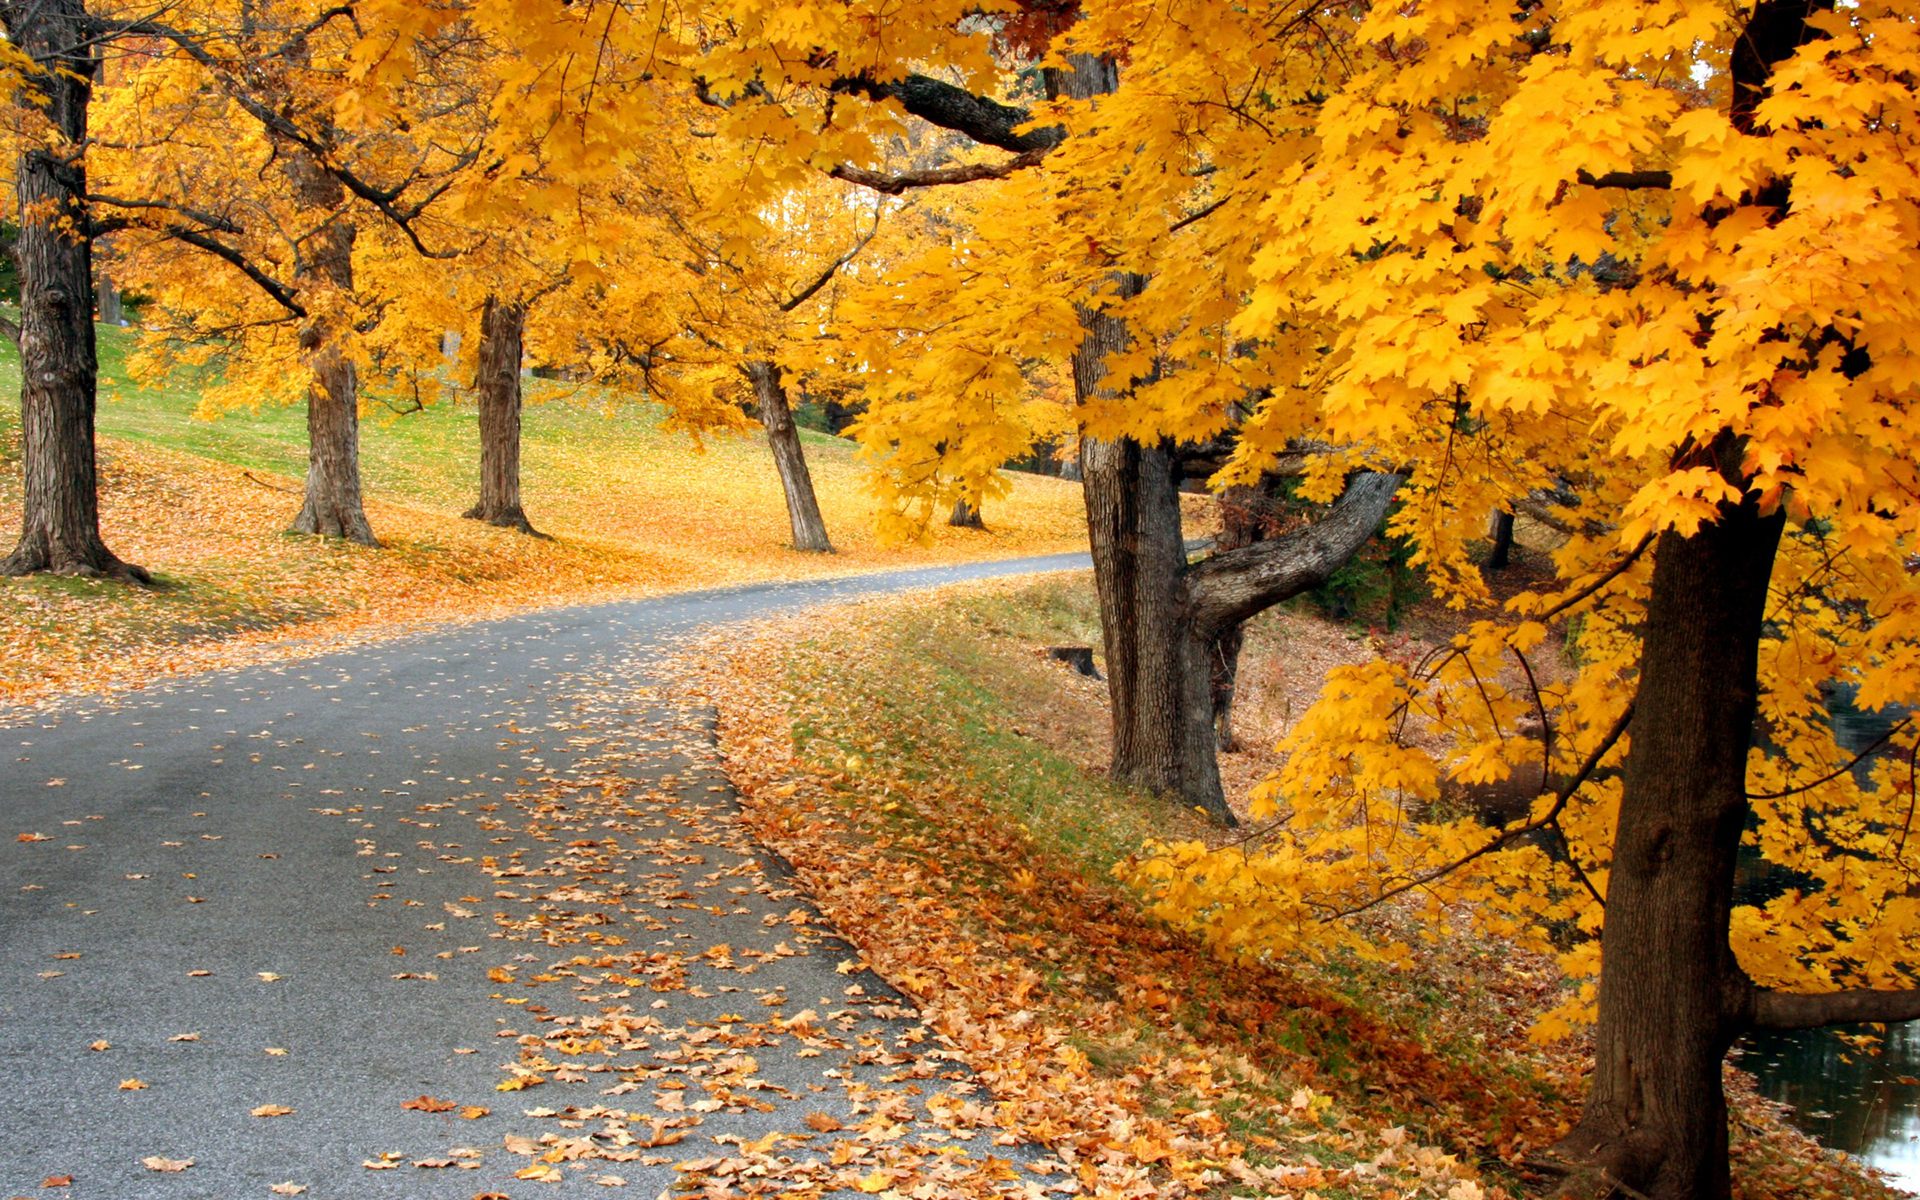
[96,270,122,327]
[0,0,146,582]
[463,295,539,535]
[1487,508,1514,570]
[949,497,985,528]
[1556,448,1784,1200]
[1209,623,1245,753]
[746,360,833,553]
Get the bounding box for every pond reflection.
[1737,1024,1920,1194]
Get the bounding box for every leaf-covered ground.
[0,324,1089,706]
[680,574,1895,1200]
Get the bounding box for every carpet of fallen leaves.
[0,421,1087,707]
[675,575,1900,1200]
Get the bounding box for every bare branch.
[779,206,883,313]
[88,193,242,235]
[155,226,306,317]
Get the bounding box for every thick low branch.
[830,149,1047,196]
[1186,471,1403,636]
[832,74,1063,154]
[1751,987,1920,1030]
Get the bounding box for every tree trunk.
[97,269,122,327]
[746,360,833,553]
[0,0,147,582]
[1556,9,1833,1194]
[288,347,376,543]
[949,497,985,528]
[1209,623,1245,753]
[1082,431,1199,808]
[462,295,540,535]
[280,138,376,546]
[1555,449,1784,1200]
[1487,508,1514,570]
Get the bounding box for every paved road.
[1,554,1088,1199]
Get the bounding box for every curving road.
[0,553,1088,1199]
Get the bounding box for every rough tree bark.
[949,497,985,528]
[0,0,148,582]
[1554,440,1784,1200]
[745,360,833,553]
[462,295,540,535]
[280,137,376,545]
[1549,8,1904,1196]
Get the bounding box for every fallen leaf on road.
[362,1154,402,1170]
[89,1041,110,1051]
[187,970,211,977]
[516,1165,562,1182]
[168,1032,200,1042]
[401,1095,457,1112]
[119,1079,148,1090]
[413,1157,455,1169]
[264,1047,288,1056]
[53,953,79,960]
[140,1157,191,1172]
[803,1112,842,1132]
[37,972,63,979]
[17,833,50,842]
[256,972,283,981]
[592,1175,627,1187]
[269,1184,305,1195]
[460,1105,489,1119]
[41,1174,72,1187]
[251,1105,294,1117]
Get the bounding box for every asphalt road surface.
[1,554,1089,1199]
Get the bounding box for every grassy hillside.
[0,323,1090,705]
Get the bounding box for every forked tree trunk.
[746,360,833,553]
[949,497,985,528]
[0,0,146,582]
[1054,52,1400,825]
[463,295,539,535]
[1555,448,1785,1200]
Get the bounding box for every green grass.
[0,319,859,500]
